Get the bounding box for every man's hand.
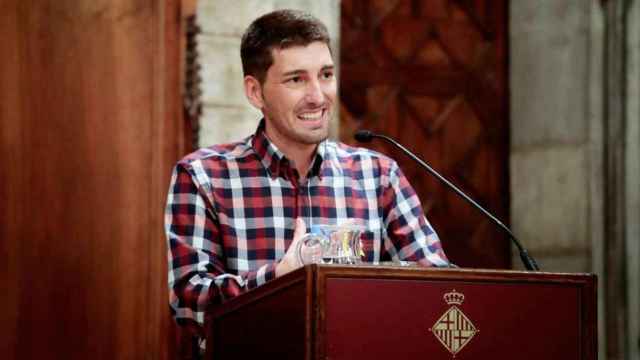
[275,218,307,277]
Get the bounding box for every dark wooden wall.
[340,0,510,268]
[0,1,186,358]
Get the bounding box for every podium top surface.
[210,264,595,318]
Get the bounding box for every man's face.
[258,41,336,149]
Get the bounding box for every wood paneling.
[0,0,185,358]
[340,0,510,268]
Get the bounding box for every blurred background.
[1,0,638,359]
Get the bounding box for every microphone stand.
[359,132,540,271]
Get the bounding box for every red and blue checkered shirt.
[165,120,449,334]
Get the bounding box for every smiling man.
[245,41,334,182]
[165,9,450,346]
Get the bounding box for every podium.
[205,264,596,359]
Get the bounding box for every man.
[165,9,449,340]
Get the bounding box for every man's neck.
[290,150,316,179]
[264,130,317,178]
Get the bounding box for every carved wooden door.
[340,0,510,268]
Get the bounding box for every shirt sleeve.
[380,161,450,267]
[165,163,276,337]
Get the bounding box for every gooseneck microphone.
[354,129,540,271]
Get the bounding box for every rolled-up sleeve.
[381,162,450,267]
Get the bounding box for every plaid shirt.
[165,120,449,335]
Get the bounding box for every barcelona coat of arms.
[430,290,478,356]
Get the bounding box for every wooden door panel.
[1,1,185,358]
[340,0,509,268]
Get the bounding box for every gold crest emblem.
[430,290,478,356]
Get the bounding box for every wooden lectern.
[205,264,596,359]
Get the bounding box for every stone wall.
[511,1,639,358]
[196,0,340,147]
[510,0,597,273]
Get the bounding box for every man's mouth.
[297,109,325,121]
[296,108,329,129]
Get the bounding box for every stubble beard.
[296,122,330,144]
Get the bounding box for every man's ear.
[244,75,265,110]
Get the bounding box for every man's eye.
[286,76,303,84]
[321,71,334,80]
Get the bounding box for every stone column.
[602,0,627,357]
[625,0,640,357]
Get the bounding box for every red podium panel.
[206,265,596,359]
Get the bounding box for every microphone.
[354,130,374,143]
[354,129,540,271]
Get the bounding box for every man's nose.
[304,79,324,104]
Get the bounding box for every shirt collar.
[250,119,327,180]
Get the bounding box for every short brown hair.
[240,9,331,84]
